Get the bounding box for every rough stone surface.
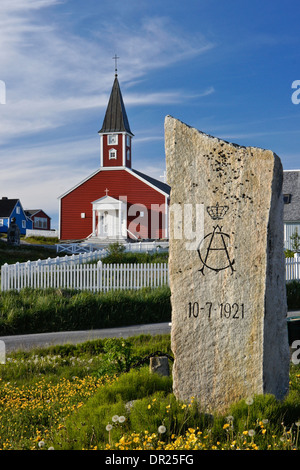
[149,356,170,376]
[7,218,20,246]
[165,115,290,413]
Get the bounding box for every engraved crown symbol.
[207,202,229,220]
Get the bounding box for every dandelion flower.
[226,415,234,422]
[158,425,166,434]
[112,415,119,422]
[106,424,113,431]
[248,429,255,437]
[118,416,126,423]
[38,440,45,448]
[245,397,254,405]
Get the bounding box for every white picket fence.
[1,255,299,293]
[0,261,169,292]
[286,256,300,281]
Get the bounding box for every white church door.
[98,210,118,238]
[92,195,126,240]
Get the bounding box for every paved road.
[0,323,171,353]
[0,311,299,353]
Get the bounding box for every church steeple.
[99,76,133,135]
[99,72,133,169]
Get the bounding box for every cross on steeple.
[112,54,119,77]
[105,188,109,196]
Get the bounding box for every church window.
[109,148,117,159]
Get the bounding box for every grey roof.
[132,169,170,195]
[25,209,51,219]
[0,198,19,217]
[283,170,300,222]
[99,76,133,135]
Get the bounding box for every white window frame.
[22,220,26,229]
[34,217,47,229]
[108,134,118,145]
[109,148,117,160]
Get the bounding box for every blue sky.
[1,0,300,230]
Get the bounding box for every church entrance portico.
[91,195,126,240]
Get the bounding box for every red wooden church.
[58,73,170,242]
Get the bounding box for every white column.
[92,209,96,236]
[118,207,122,238]
[97,210,101,237]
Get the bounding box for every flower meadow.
[0,335,299,451]
[0,375,114,450]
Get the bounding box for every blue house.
[0,198,32,236]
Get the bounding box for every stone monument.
[165,116,290,413]
[7,218,20,246]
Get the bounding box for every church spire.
[99,67,133,169]
[99,63,133,135]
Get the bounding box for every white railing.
[56,243,97,254]
[286,256,300,281]
[0,262,169,292]
[124,241,169,252]
[26,229,59,238]
[56,240,169,254]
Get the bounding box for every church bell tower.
[98,59,134,169]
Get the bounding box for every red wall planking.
[60,169,167,240]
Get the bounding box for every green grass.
[101,250,168,264]
[0,334,299,451]
[0,286,171,335]
[0,239,57,266]
[22,236,59,245]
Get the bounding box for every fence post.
[1,264,8,291]
[97,260,102,292]
[295,252,299,279]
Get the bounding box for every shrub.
[286,281,300,310]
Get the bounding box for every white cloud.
[104,16,214,76]
[0,1,216,231]
[0,2,215,142]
